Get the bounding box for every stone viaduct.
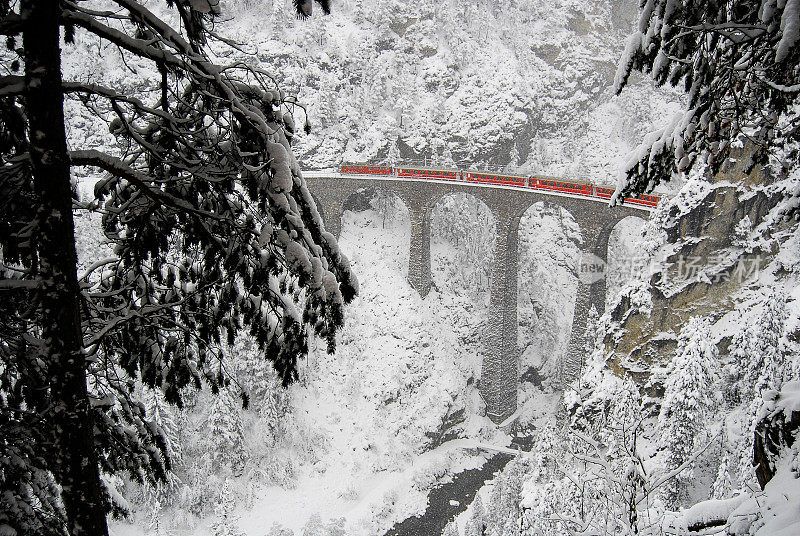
[305,174,649,423]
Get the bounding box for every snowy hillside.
[216,0,682,184]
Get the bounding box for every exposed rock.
[607,153,781,374]
[753,383,800,489]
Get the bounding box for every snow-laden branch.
[70,149,226,222]
[61,10,194,75]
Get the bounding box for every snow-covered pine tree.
[499,512,519,536]
[210,480,245,536]
[464,493,486,536]
[614,0,800,200]
[207,387,248,475]
[711,446,734,500]
[231,335,292,448]
[266,525,295,536]
[728,292,790,488]
[323,517,346,536]
[141,387,183,506]
[301,513,325,536]
[658,316,719,507]
[486,458,523,535]
[730,293,788,402]
[0,2,355,535]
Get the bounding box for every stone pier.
[305,174,647,422]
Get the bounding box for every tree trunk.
[22,2,110,534]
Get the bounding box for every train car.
[593,186,615,200]
[338,162,661,208]
[593,187,659,208]
[529,176,593,197]
[623,193,659,208]
[463,171,527,186]
[396,167,460,181]
[340,163,393,175]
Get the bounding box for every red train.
[339,163,659,208]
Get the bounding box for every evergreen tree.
[0,2,354,535]
[614,0,800,200]
[324,517,346,536]
[145,499,175,536]
[499,513,518,536]
[658,316,719,507]
[142,387,183,506]
[711,448,734,499]
[231,336,291,447]
[486,459,523,535]
[211,480,245,536]
[301,513,325,536]
[730,292,788,401]
[207,387,248,475]
[727,293,790,488]
[266,525,295,536]
[465,493,486,536]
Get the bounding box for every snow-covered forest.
[1,1,799,536]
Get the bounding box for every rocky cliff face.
[605,149,785,375]
[222,0,680,183]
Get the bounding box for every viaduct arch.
[305,174,649,423]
